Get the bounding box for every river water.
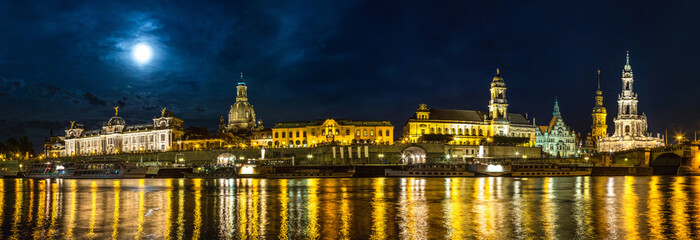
[0,176,698,239]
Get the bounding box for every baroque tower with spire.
[226,72,260,134]
[598,52,664,152]
[488,68,510,136]
[591,69,607,146]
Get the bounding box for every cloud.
[83,93,107,106]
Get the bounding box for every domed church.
[225,73,262,134]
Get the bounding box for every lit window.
[363,130,367,136]
[356,130,360,136]
[370,130,374,136]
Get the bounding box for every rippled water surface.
[1,176,700,239]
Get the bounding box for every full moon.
[132,43,153,64]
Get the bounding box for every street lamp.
[676,134,684,144]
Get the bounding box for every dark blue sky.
[2,1,699,151]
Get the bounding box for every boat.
[510,163,591,177]
[24,161,149,179]
[468,163,512,177]
[184,166,238,179]
[265,166,355,178]
[385,164,475,177]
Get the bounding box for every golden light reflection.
[646,176,662,239]
[278,180,289,240]
[66,180,77,239]
[192,178,202,240]
[88,181,97,238]
[164,179,172,240]
[306,179,320,239]
[48,180,60,237]
[136,179,146,239]
[473,177,495,238]
[11,179,23,239]
[445,178,466,239]
[249,179,260,238]
[340,186,351,240]
[541,178,555,239]
[671,177,690,239]
[112,180,121,240]
[399,178,427,239]
[370,178,386,240]
[27,179,35,224]
[34,180,47,239]
[603,177,618,238]
[238,179,248,239]
[177,179,185,239]
[622,177,638,240]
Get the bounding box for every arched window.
[281,132,285,138]
[346,129,350,135]
[370,130,374,136]
[478,129,483,136]
[274,141,279,146]
[626,105,630,114]
[356,130,360,136]
[625,125,630,133]
[295,140,300,146]
[363,130,368,136]
[430,128,435,134]
[386,130,390,136]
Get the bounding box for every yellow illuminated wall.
[272,119,393,147]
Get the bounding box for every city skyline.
[1,1,699,151]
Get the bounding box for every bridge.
[609,141,700,175]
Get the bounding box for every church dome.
[107,116,125,126]
[491,68,506,87]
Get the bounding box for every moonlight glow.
[132,43,153,64]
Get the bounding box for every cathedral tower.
[598,51,663,152]
[591,69,607,142]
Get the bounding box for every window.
[296,131,300,138]
[282,132,286,138]
[335,129,339,135]
[386,130,390,136]
[356,130,360,136]
[275,132,279,138]
[346,129,350,135]
[289,132,293,138]
[378,130,383,136]
[303,131,307,137]
[161,134,165,141]
[363,130,368,136]
[430,128,435,134]
[370,130,374,136]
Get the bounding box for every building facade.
[598,52,664,152]
[272,118,393,148]
[536,100,578,157]
[403,69,537,146]
[226,73,262,134]
[63,108,184,156]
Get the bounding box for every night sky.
[2,1,699,151]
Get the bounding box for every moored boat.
[510,163,591,177]
[385,164,475,177]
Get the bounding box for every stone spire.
[623,51,632,73]
[553,97,561,118]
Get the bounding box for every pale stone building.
[403,69,537,147]
[63,108,184,156]
[598,52,664,152]
[536,100,578,157]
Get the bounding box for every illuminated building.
[250,128,273,147]
[584,70,608,153]
[535,99,578,157]
[598,52,664,152]
[62,107,184,156]
[271,118,393,148]
[226,73,262,134]
[403,69,536,146]
[44,131,66,157]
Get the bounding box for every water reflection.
[0,177,699,239]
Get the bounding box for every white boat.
[25,161,148,179]
[265,167,355,178]
[510,164,591,177]
[468,163,512,177]
[385,164,475,177]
